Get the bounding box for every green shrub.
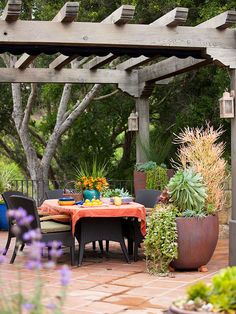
[146,166,168,190]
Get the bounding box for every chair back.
[135,189,161,208]
[45,189,64,199]
[9,195,41,241]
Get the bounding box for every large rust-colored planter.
[171,215,219,270]
[133,171,146,196]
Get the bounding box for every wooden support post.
[135,97,149,163]
[229,68,236,266]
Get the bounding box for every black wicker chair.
[9,195,75,265]
[75,217,130,266]
[2,191,25,255]
[45,189,64,200]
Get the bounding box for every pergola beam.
[116,7,189,71]
[83,5,135,70]
[138,57,210,83]
[136,10,236,83]
[0,68,136,84]
[0,23,235,50]
[1,0,22,22]
[197,10,236,30]
[15,2,80,69]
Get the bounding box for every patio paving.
[0,231,228,313]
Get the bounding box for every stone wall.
[219,176,232,239]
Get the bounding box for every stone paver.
[0,231,229,313]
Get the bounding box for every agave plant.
[167,168,207,213]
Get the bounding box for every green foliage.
[0,163,20,194]
[146,166,168,190]
[74,158,108,179]
[181,209,206,218]
[209,267,236,313]
[135,161,157,172]
[183,267,236,313]
[102,188,131,197]
[187,282,210,301]
[167,169,207,212]
[144,204,178,274]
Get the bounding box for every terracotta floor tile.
[0,232,229,314]
[79,301,128,313]
[126,287,171,298]
[91,283,130,294]
[122,309,164,314]
[104,295,149,306]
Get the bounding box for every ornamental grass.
[173,125,226,211]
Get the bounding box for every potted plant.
[0,167,17,230]
[169,266,236,314]
[133,161,157,195]
[144,125,226,273]
[101,188,133,204]
[75,160,109,201]
[134,161,170,195]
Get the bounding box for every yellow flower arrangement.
[76,176,109,192]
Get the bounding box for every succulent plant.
[167,168,207,212]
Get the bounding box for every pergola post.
[135,97,150,163]
[229,68,236,266]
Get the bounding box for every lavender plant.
[0,208,71,314]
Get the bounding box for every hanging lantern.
[128,111,139,131]
[219,90,235,118]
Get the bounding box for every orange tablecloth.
[39,199,146,236]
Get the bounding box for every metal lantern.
[128,111,139,131]
[219,90,235,118]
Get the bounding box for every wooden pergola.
[0,0,236,265]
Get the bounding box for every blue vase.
[83,189,100,201]
[0,203,9,230]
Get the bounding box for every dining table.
[39,199,146,236]
[39,199,146,265]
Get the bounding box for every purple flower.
[23,229,42,241]
[59,265,71,286]
[25,259,42,270]
[22,303,35,311]
[18,215,34,226]
[46,302,57,310]
[44,260,55,269]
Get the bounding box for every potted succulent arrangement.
[133,161,169,195]
[144,125,226,274]
[101,188,133,204]
[75,160,109,201]
[169,266,236,314]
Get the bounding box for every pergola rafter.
[0,0,236,265]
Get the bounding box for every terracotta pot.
[171,215,219,270]
[169,304,213,314]
[133,170,146,196]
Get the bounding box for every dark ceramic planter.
[171,215,219,270]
